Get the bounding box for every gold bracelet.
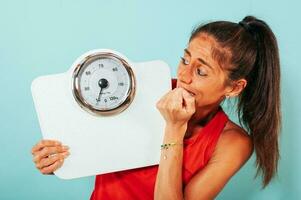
[161,142,183,160]
[160,142,183,150]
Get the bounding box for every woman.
[31,16,281,199]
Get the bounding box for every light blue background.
[0,0,300,199]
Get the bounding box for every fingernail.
[62,146,69,150]
[64,152,70,157]
[55,141,62,145]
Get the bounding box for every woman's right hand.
[31,139,70,175]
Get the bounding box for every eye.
[180,57,189,65]
[197,68,207,76]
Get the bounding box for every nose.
[178,65,193,84]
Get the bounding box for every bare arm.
[183,128,253,200]
[154,87,196,200]
[154,124,186,200]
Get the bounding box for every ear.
[226,79,247,98]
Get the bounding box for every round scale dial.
[72,52,136,115]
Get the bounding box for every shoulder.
[183,120,254,199]
[212,120,253,164]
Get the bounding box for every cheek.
[194,83,225,105]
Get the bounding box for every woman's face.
[176,34,232,110]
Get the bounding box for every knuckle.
[58,154,65,160]
[157,103,163,109]
[33,155,40,162]
[58,146,64,152]
[40,149,49,157]
[168,105,174,110]
[40,157,47,164]
[41,169,48,174]
[36,163,41,169]
[40,148,47,155]
[156,103,162,109]
[168,104,176,110]
[50,155,59,162]
[48,158,56,165]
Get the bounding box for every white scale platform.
[31,49,171,179]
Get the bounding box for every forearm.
[154,124,186,200]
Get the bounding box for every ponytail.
[237,16,281,187]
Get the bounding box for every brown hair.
[189,16,281,187]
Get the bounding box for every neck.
[185,105,220,138]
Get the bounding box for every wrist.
[164,123,187,141]
[165,122,187,131]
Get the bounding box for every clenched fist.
[156,87,196,129]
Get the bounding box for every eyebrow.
[184,48,213,70]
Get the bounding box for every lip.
[177,85,196,96]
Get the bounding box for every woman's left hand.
[156,87,196,130]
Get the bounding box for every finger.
[182,89,196,113]
[163,89,182,109]
[156,90,174,109]
[33,146,69,163]
[159,90,174,103]
[174,88,185,107]
[40,159,64,175]
[31,140,62,154]
[167,88,185,108]
[36,152,70,169]
[36,155,59,169]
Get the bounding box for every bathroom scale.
[31,49,171,179]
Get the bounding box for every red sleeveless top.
[90,79,229,200]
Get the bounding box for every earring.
[225,94,230,99]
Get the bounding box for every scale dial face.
[72,52,136,115]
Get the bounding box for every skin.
[31,33,253,199]
[31,140,69,174]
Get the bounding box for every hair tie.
[238,21,254,35]
[238,21,258,49]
